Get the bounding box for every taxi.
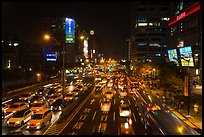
[7,108,33,127]
[4,102,29,116]
[27,108,53,130]
[30,101,48,113]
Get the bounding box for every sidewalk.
[151,87,202,133]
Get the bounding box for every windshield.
[32,103,42,107]
[10,105,19,108]
[32,114,43,119]
[12,110,27,118]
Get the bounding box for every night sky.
[2,2,132,60]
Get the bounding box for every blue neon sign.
[65,17,75,43]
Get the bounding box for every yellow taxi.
[30,101,48,113]
[4,102,29,116]
[27,108,53,130]
[7,108,33,127]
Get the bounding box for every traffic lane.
[2,110,61,135]
[59,90,102,135]
[114,90,146,135]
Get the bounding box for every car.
[28,95,45,105]
[120,122,135,135]
[105,90,114,99]
[119,89,127,97]
[35,87,45,95]
[48,94,62,104]
[64,92,74,102]
[100,98,111,112]
[27,108,53,130]
[5,102,29,116]
[7,108,33,127]
[119,104,131,117]
[45,88,56,98]
[30,101,48,113]
[72,88,80,98]
[2,103,10,114]
[19,93,34,102]
[50,99,63,111]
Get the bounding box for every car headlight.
[7,121,10,124]
[36,109,40,111]
[12,110,16,113]
[36,122,41,125]
[16,121,20,124]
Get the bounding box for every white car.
[119,104,131,117]
[100,99,111,112]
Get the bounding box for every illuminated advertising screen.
[46,52,57,62]
[65,17,75,44]
[179,46,194,67]
[167,49,179,66]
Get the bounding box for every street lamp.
[182,57,191,117]
[44,34,66,107]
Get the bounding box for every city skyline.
[2,2,131,60]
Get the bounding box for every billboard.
[179,46,194,67]
[65,17,75,43]
[46,52,57,62]
[167,49,179,66]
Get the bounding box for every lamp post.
[185,58,191,117]
[44,34,65,107]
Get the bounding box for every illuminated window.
[138,43,147,46]
[161,17,169,21]
[14,43,18,46]
[2,40,4,42]
[51,25,56,27]
[138,23,148,26]
[155,54,161,56]
[149,23,153,26]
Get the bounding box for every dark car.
[28,95,45,105]
[50,99,63,111]
[45,88,56,98]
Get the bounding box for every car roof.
[13,102,27,105]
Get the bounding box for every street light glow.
[44,35,50,39]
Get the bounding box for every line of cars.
[3,81,93,132]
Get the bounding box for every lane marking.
[92,111,97,120]
[113,112,115,121]
[132,113,136,122]
[114,100,116,105]
[128,100,131,105]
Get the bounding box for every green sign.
[66,35,75,43]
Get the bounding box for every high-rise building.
[2,34,21,69]
[131,2,170,64]
[167,2,202,85]
[43,16,82,68]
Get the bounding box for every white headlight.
[16,121,20,124]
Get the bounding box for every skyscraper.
[131,2,170,64]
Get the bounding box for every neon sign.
[168,2,200,26]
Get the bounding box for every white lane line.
[114,99,116,105]
[99,99,102,104]
[132,113,136,122]
[92,111,97,120]
[128,100,131,105]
